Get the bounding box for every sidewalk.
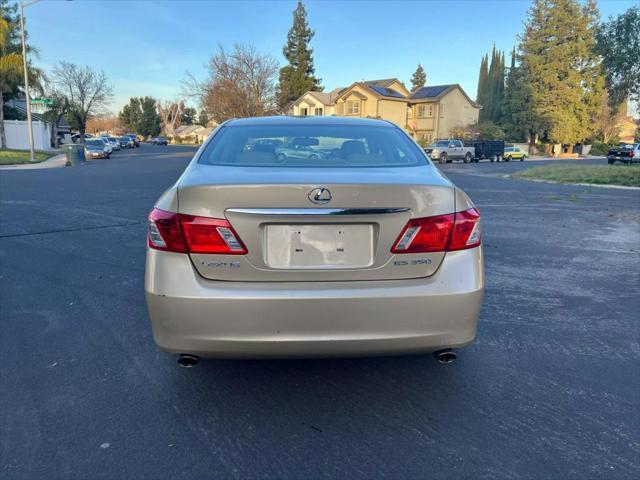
[0,153,67,170]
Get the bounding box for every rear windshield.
[198,124,427,167]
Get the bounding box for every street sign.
[31,98,55,106]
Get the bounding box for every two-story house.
[408,84,481,143]
[290,88,345,117]
[289,78,481,142]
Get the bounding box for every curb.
[509,175,640,191]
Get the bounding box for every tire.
[309,154,319,162]
[490,155,496,163]
[520,155,526,162]
[439,153,447,164]
[464,152,472,163]
[277,153,287,162]
[497,155,503,162]
[505,156,511,162]
[607,158,614,164]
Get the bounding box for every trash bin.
[64,143,86,166]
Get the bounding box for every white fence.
[1,120,52,150]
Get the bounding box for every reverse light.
[147,208,247,255]
[391,208,481,253]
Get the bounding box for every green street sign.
[32,98,55,106]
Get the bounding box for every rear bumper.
[145,248,484,358]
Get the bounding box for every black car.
[125,134,140,147]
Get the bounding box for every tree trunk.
[0,88,6,149]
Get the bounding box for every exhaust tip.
[434,349,457,364]
[177,354,200,368]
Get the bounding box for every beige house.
[408,84,481,143]
[290,78,481,142]
[290,88,344,117]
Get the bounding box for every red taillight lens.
[391,214,454,253]
[448,208,482,251]
[391,208,481,253]
[178,214,247,254]
[148,208,187,253]
[147,208,247,255]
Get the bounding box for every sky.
[24,0,638,115]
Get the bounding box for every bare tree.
[183,44,278,123]
[51,61,113,141]
[157,100,184,137]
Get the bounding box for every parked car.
[101,136,120,151]
[503,146,528,161]
[607,143,639,164]
[125,134,140,147]
[152,136,168,146]
[275,138,325,162]
[119,136,134,148]
[71,133,93,143]
[471,140,505,162]
[145,116,483,366]
[84,138,110,159]
[424,139,475,164]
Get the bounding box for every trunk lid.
[178,164,454,282]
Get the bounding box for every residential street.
[1,145,638,479]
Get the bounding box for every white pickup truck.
[424,139,475,164]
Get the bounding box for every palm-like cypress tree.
[277,1,322,110]
[476,54,489,121]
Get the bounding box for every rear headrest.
[340,140,366,158]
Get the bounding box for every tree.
[86,115,119,134]
[41,90,69,147]
[594,88,623,144]
[183,44,278,122]
[276,1,322,109]
[197,109,209,126]
[118,96,161,137]
[595,6,640,111]
[476,54,488,112]
[181,107,196,125]
[157,100,184,136]
[477,46,504,123]
[52,61,113,142]
[410,64,426,91]
[502,0,604,146]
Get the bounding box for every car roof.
[224,115,396,128]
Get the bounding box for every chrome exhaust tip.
[177,354,200,368]
[434,349,457,364]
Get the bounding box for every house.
[290,88,344,116]
[170,123,218,144]
[616,116,638,144]
[290,78,481,142]
[408,84,481,143]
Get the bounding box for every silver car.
[145,117,484,366]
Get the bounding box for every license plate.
[265,224,374,269]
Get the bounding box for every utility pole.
[19,2,36,162]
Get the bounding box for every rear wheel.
[464,152,472,163]
[505,156,511,162]
[309,154,319,162]
[439,153,447,164]
[608,158,614,164]
[490,155,496,162]
[276,153,287,162]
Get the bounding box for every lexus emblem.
[308,187,332,204]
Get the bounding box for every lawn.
[514,164,640,187]
[0,149,57,165]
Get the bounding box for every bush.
[590,140,610,156]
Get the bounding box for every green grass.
[0,149,57,165]
[514,164,640,187]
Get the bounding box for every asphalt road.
[1,145,639,479]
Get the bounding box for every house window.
[299,107,308,116]
[347,100,360,115]
[417,104,434,118]
[407,108,413,119]
[314,107,323,116]
[419,133,433,144]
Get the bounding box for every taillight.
[391,208,481,253]
[147,208,247,255]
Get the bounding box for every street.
[1,145,638,479]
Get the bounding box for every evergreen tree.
[197,109,209,126]
[277,1,322,109]
[181,107,197,125]
[595,5,640,111]
[410,64,427,91]
[478,46,505,123]
[476,54,488,112]
[505,0,604,145]
[118,97,161,137]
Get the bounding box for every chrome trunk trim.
[225,208,410,216]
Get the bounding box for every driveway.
[1,146,638,479]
